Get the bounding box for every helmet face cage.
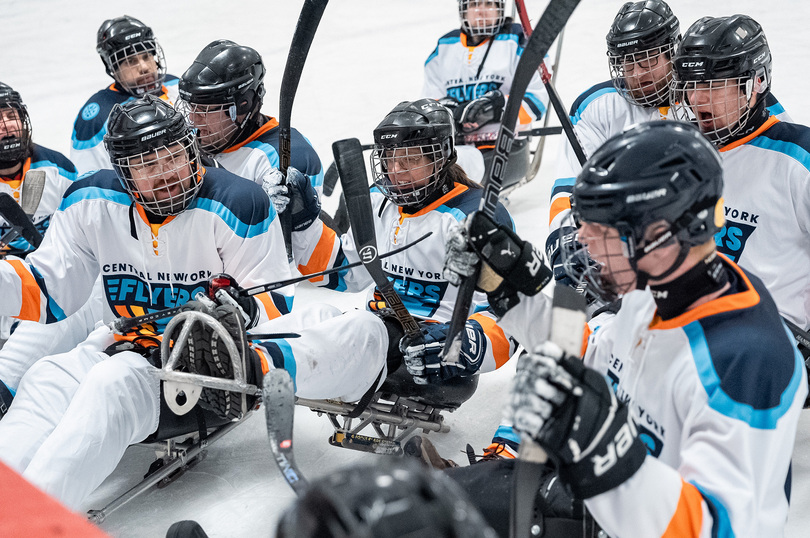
[459,0,505,38]
[112,129,202,216]
[103,38,166,95]
[608,41,675,107]
[370,141,447,207]
[670,74,761,147]
[176,99,240,154]
[0,90,32,166]
[560,214,636,303]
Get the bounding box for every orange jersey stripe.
[298,222,337,280]
[8,259,41,321]
[549,196,571,225]
[662,481,704,537]
[223,117,280,153]
[470,312,511,369]
[399,183,469,218]
[255,292,282,321]
[720,116,778,152]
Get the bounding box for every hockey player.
[547,1,790,291]
[0,82,101,419]
[671,14,810,334]
[422,0,548,182]
[0,95,294,508]
[176,100,523,462]
[70,15,180,174]
[442,121,806,537]
[177,39,324,205]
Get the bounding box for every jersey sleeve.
[422,40,447,99]
[70,97,114,175]
[293,218,372,292]
[0,208,99,323]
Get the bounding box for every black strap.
[194,405,208,441]
[346,368,384,419]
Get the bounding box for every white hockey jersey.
[500,259,806,537]
[716,117,810,329]
[422,23,548,142]
[548,82,792,246]
[294,183,517,373]
[70,77,180,174]
[212,116,324,194]
[0,167,293,337]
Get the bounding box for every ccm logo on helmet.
[140,128,167,142]
[626,188,666,204]
[680,61,704,68]
[379,133,398,140]
[124,32,143,41]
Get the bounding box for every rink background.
[2,0,809,535]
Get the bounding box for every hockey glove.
[261,167,321,231]
[547,227,598,297]
[459,90,505,134]
[400,320,487,384]
[508,342,647,499]
[444,212,552,317]
[208,273,259,329]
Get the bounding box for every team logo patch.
[715,220,756,262]
[359,245,378,263]
[82,102,100,121]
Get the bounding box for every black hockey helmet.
[459,0,507,38]
[0,82,32,168]
[671,15,772,146]
[370,98,457,208]
[565,121,724,300]
[573,121,724,251]
[606,0,680,107]
[177,40,266,153]
[673,15,771,86]
[104,95,202,216]
[275,459,497,538]
[96,15,166,95]
[606,0,679,57]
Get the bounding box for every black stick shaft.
[332,138,420,336]
[263,369,307,495]
[443,0,582,365]
[278,0,329,260]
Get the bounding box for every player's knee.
[307,303,343,322]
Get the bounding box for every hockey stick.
[510,284,587,538]
[0,192,43,250]
[332,138,421,336]
[322,143,375,198]
[110,231,433,334]
[263,368,308,495]
[0,169,46,250]
[515,0,586,167]
[279,0,329,260]
[443,0,582,366]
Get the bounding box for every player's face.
[0,107,23,140]
[465,1,502,33]
[685,79,752,134]
[622,48,672,101]
[128,143,194,204]
[577,221,637,296]
[384,147,435,191]
[183,102,239,153]
[115,52,159,91]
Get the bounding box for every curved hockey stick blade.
[0,192,42,248]
[279,0,330,260]
[332,138,420,336]
[263,369,307,495]
[510,285,587,538]
[443,0,581,365]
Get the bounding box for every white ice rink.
[3,0,810,536]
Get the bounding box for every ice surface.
[2,0,809,536]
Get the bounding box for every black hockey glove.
[444,212,552,317]
[459,90,505,134]
[399,321,487,384]
[546,226,599,300]
[262,166,321,232]
[207,273,259,329]
[508,342,647,499]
